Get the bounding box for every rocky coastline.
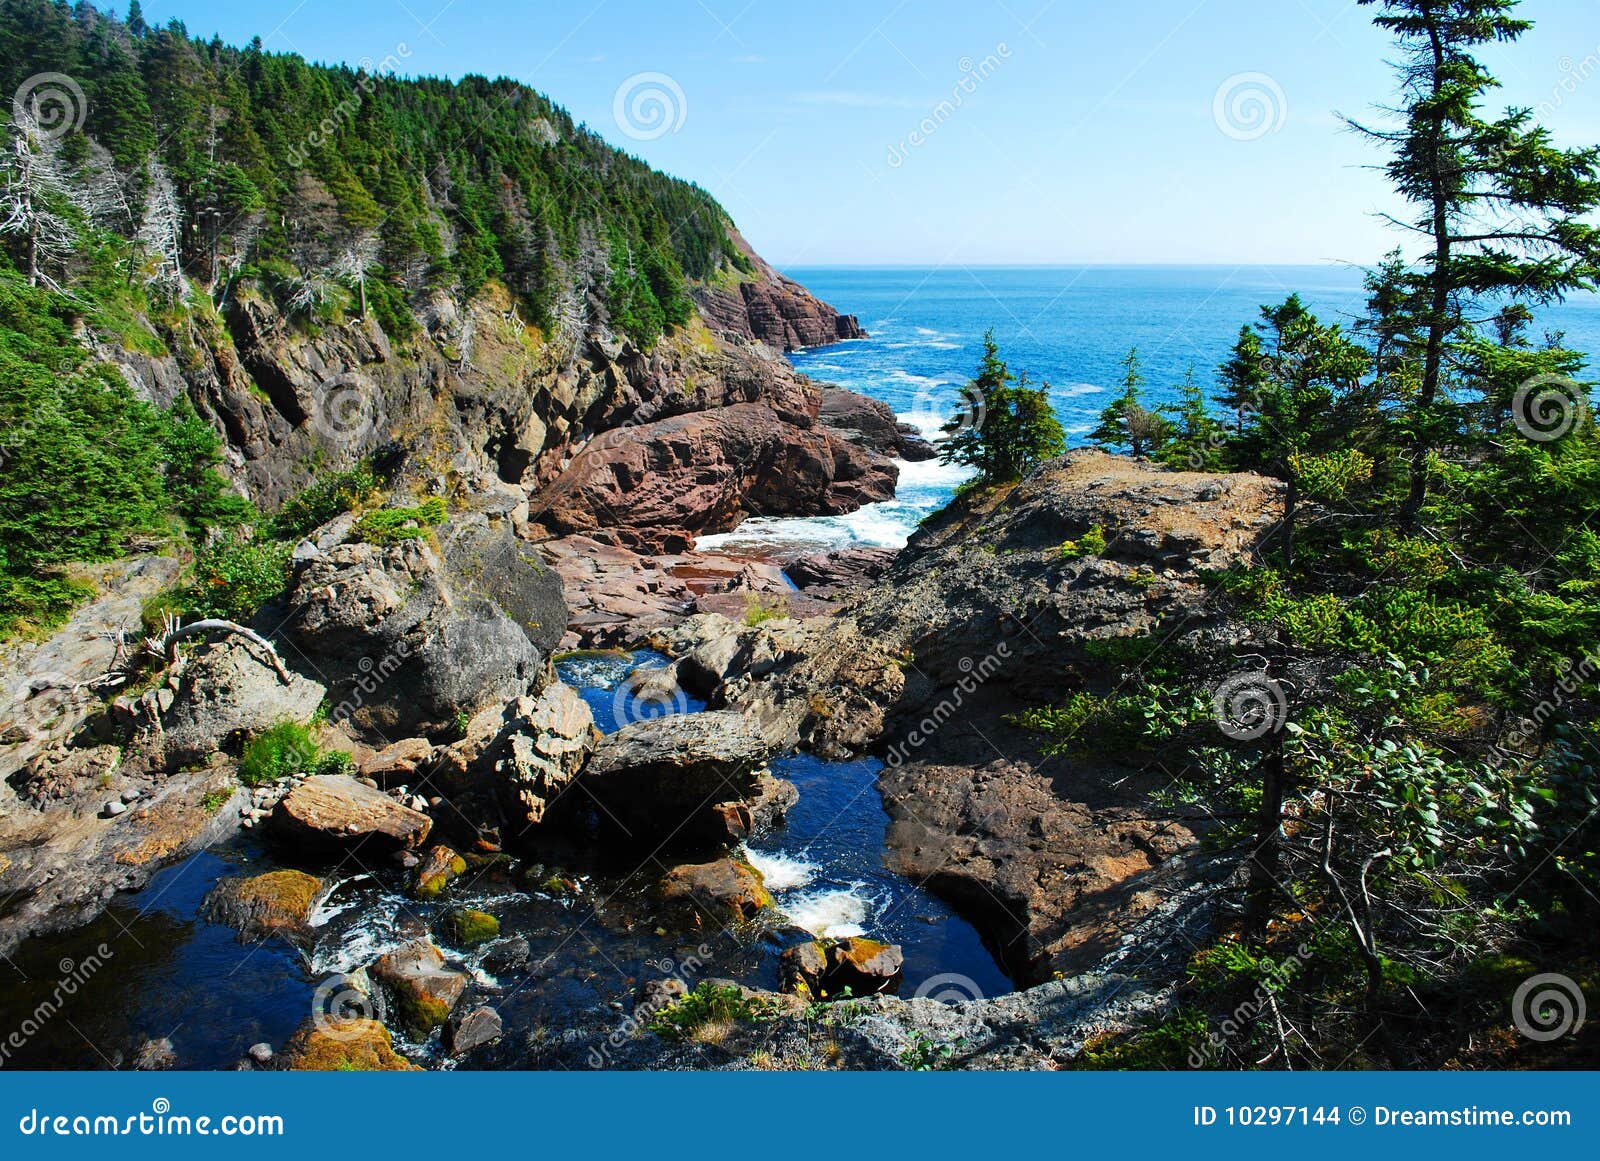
[0,226,1283,1071]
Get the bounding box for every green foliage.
[648,983,759,1040]
[0,0,745,348]
[1092,347,1172,458]
[352,496,447,544]
[264,462,382,540]
[1058,525,1107,560]
[938,330,1066,485]
[238,720,323,786]
[176,534,292,621]
[0,267,249,638]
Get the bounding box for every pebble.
[120,788,142,804]
[247,1043,273,1064]
[103,800,127,818]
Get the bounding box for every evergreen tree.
[939,330,1066,485]
[1091,346,1171,458]
[1350,0,1600,524]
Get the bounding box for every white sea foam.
[781,888,872,938]
[896,455,974,492]
[696,500,920,554]
[742,848,819,891]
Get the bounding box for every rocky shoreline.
[0,222,1285,1069]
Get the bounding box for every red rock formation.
[528,402,898,552]
[691,229,864,352]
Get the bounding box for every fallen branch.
[144,614,294,685]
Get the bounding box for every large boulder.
[817,387,935,461]
[529,403,898,552]
[202,870,325,945]
[658,857,773,925]
[579,710,781,850]
[157,641,325,768]
[277,1018,417,1071]
[428,683,600,842]
[270,775,432,857]
[281,516,557,739]
[370,939,469,1035]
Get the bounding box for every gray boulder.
[580,710,781,850]
[159,641,325,768]
[281,516,560,739]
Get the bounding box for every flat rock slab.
[270,775,431,858]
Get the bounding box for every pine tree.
[1350,0,1600,524]
[939,330,1066,485]
[1091,346,1171,458]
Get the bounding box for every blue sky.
[137,0,1600,266]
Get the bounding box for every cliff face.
[110,272,879,527]
[691,229,864,351]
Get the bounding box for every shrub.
[353,497,447,545]
[178,535,292,621]
[649,983,758,1040]
[265,462,382,540]
[239,720,323,786]
[1059,525,1108,560]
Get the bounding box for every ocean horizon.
[696,264,1600,557]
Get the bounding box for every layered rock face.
[528,402,899,552]
[691,230,864,352]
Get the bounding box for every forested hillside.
[0,0,744,344]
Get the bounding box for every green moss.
[442,908,500,946]
[353,496,447,545]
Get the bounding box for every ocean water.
[698,265,1600,555]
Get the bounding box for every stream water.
[0,651,1009,1069]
